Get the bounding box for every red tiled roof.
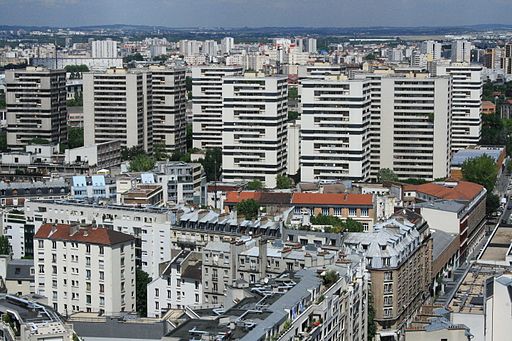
[291,193,373,206]
[403,181,484,201]
[34,224,135,246]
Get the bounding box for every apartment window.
[167,290,171,299]
[86,295,91,304]
[383,257,391,267]
[384,283,393,294]
[52,266,57,275]
[86,244,91,253]
[384,296,393,306]
[86,282,91,291]
[361,208,369,217]
[348,208,356,216]
[195,281,199,290]
[100,297,105,306]
[250,274,256,283]
[52,241,57,249]
[39,265,44,273]
[363,223,369,232]
[384,272,393,281]
[99,271,104,280]
[86,257,91,266]
[86,270,91,279]
[100,284,104,293]
[384,308,392,317]
[195,294,199,303]
[333,207,341,216]
[99,246,104,255]
[322,207,329,215]
[213,283,218,291]
[38,240,44,248]
[155,288,159,297]
[155,302,159,310]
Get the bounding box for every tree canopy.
[377,168,398,182]
[276,175,293,189]
[200,148,222,182]
[247,179,264,190]
[288,87,298,100]
[236,199,260,220]
[68,127,84,149]
[0,236,10,255]
[136,269,151,317]
[129,154,155,172]
[461,155,497,192]
[310,215,364,233]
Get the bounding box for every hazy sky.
[0,0,511,27]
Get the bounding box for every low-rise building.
[0,295,76,341]
[0,256,35,296]
[0,179,69,207]
[120,184,164,207]
[34,223,136,315]
[64,140,122,170]
[71,174,117,201]
[147,250,202,317]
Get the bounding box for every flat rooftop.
[479,225,512,262]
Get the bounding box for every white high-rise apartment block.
[287,122,300,176]
[366,75,452,180]
[305,38,317,53]
[5,67,67,150]
[300,79,371,182]
[222,76,288,188]
[221,37,234,54]
[34,223,136,315]
[451,40,472,63]
[387,48,403,62]
[91,39,118,58]
[149,65,187,154]
[179,40,201,56]
[434,63,482,151]
[83,68,153,152]
[203,40,218,56]
[191,66,243,150]
[421,40,442,60]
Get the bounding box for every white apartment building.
[2,209,30,259]
[24,200,177,279]
[364,74,452,180]
[300,79,371,182]
[34,223,136,315]
[83,68,153,152]
[147,250,202,318]
[5,67,67,150]
[221,37,235,54]
[149,65,187,154]
[179,40,201,56]
[287,122,300,176]
[420,40,442,61]
[192,66,244,150]
[203,40,218,56]
[91,39,118,58]
[305,38,317,53]
[297,63,346,79]
[434,63,482,151]
[451,40,472,63]
[221,76,288,188]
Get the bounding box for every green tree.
[236,199,260,220]
[29,137,50,145]
[136,269,151,317]
[67,93,83,107]
[461,155,497,192]
[199,148,222,182]
[310,215,364,233]
[68,127,84,149]
[0,131,7,151]
[486,193,500,215]
[364,53,376,61]
[129,154,155,172]
[121,146,144,161]
[323,270,339,287]
[247,179,264,190]
[276,175,293,189]
[288,111,299,121]
[186,123,193,150]
[124,53,144,63]
[288,87,298,100]
[0,236,10,255]
[377,168,398,182]
[367,291,377,341]
[152,143,169,161]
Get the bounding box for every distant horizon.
[1,0,512,28]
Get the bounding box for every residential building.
[64,140,122,170]
[485,275,512,341]
[223,191,292,215]
[83,68,153,152]
[2,208,34,259]
[297,63,345,79]
[0,256,35,296]
[406,180,487,260]
[305,38,317,54]
[451,40,472,63]
[344,210,432,340]
[420,40,442,61]
[0,179,68,208]
[222,76,288,188]
[71,174,117,201]
[149,65,187,154]
[119,184,164,207]
[220,37,235,55]
[363,74,452,180]
[501,43,512,75]
[287,121,300,176]
[91,39,118,58]
[154,161,207,205]
[34,223,136,315]
[0,295,76,341]
[5,67,67,150]
[434,63,482,151]
[191,66,243,150]
[450,146,506,180]
[24,200,177,278]
[405,306,472,341]
[291,192,375,231]
[300,79,371,182]
[147,250,202,317]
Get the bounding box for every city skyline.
[1,0,512,28]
